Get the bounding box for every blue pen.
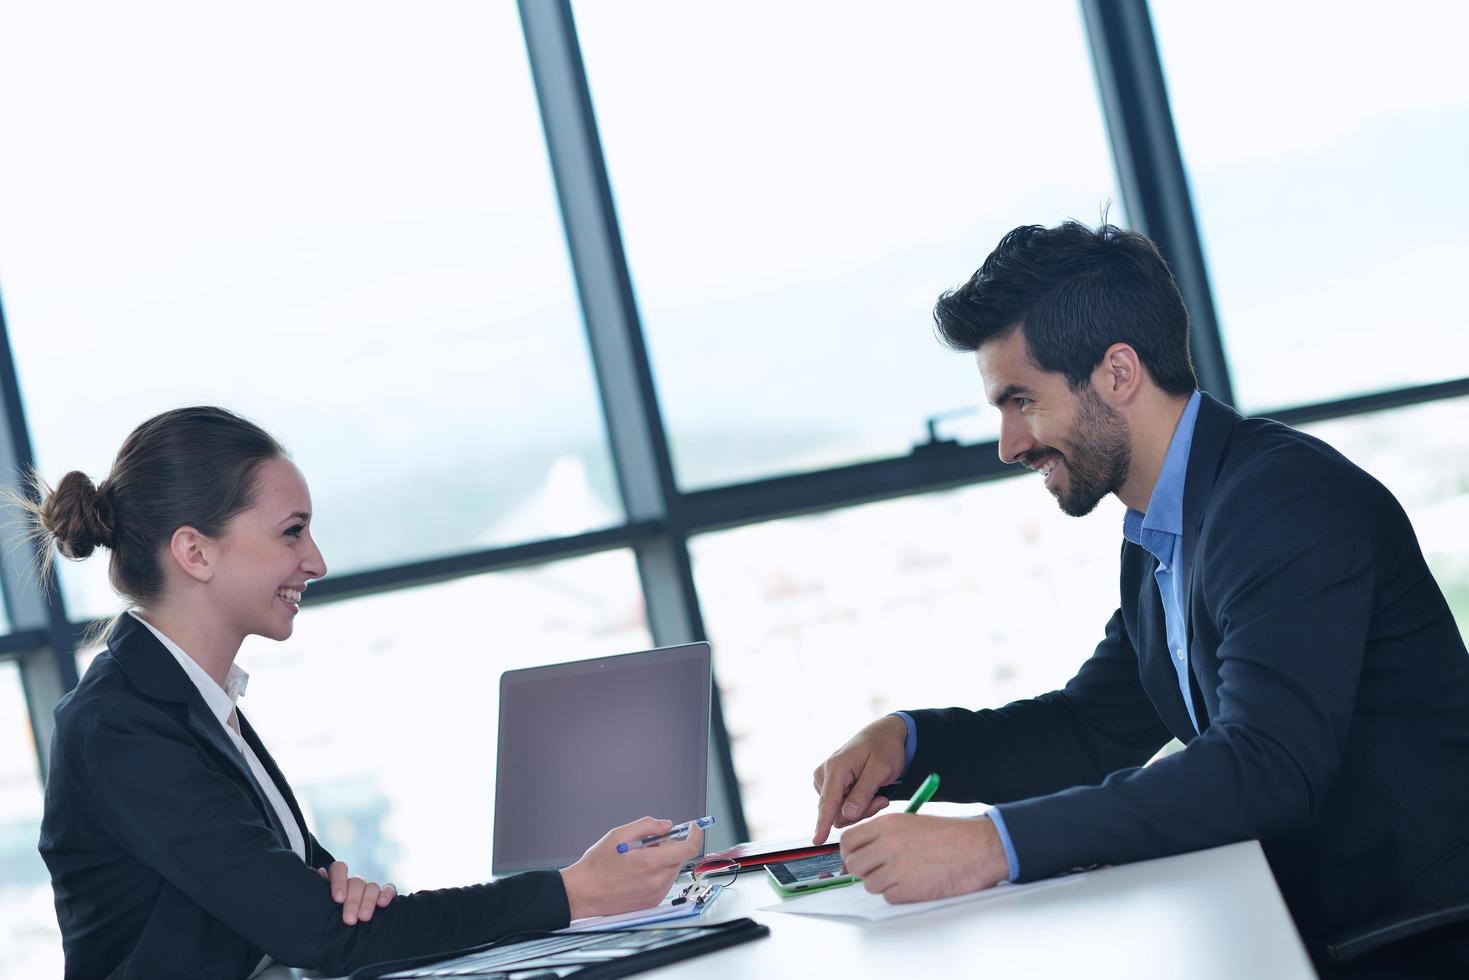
[616,816,716,854]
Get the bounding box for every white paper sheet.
[562,883,725,931]
[759,874,1084,921]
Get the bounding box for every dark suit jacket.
[40,613,569,979]
[889,393,1469,947]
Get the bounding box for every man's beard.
[1042,386,1132,518]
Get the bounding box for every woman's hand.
[559,816,703,920]
[318,861,398,925]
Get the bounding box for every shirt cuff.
[892,711,918,778]
[986,808,1020,882]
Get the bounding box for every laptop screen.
[492,642,711,874]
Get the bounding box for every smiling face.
[209,457,327,642]
[977,326,1132,517]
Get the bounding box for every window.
[76,550,649,885]
[1151,0,1469,411]
[577,0,1123,488]
[0,3,618,623]
[1299,397,1469,641]
[226,550,645,887]
[692,476,1126,838]
[0,662,61,980]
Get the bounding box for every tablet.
[765,849,859,894]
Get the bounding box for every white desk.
[280,840,1316,979]
[650,840,1315,978]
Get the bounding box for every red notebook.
[694,836,840,876]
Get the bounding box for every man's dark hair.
[933,221,1198,396]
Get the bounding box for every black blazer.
[889,393,1469,946]
[40,613,569,979]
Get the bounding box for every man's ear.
[1094,343,1144,405]
[168,527,216,584]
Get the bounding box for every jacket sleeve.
[887,601,1172,804]
[996,467,1374,880]
[80,702,569,976]
[308,833,337,872]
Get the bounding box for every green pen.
[905,772,941,813]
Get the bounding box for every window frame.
[0,0,1464,848]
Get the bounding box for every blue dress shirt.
[1121,389,1203,734]
[895,389,1204,881]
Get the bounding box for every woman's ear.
[168,527,216,584]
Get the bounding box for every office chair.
[1324,897,1469,975]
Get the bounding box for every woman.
[32,406,698,979]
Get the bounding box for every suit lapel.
[1128,541,1197,739]
[237,711,310,854]
[1178,393,1242,731]
[181,703,294,850]
[108,615,293,850]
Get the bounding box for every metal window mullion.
[0,291,79,781]
[1262,376,1469,429]
[518,0,747,847]
[632,536,746,848]
[1081,0,1235,406]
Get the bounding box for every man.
[811,221,1469,973]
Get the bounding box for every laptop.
[491,642,712,874]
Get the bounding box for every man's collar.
[1123,390,1203,556]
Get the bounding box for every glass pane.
[1299,397,1469,642]
[692,478,1127,839]
[1151,1,1469,411]
[0,661,63,980]
[74,551,648,888]
[0,3,619,622]
[576,0,1122,489]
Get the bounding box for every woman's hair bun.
[40,471,116,560]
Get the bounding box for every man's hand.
[840,813,1010,903]
[318,861,397,925]
[560,816,703,921]
[812,714,910,844]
